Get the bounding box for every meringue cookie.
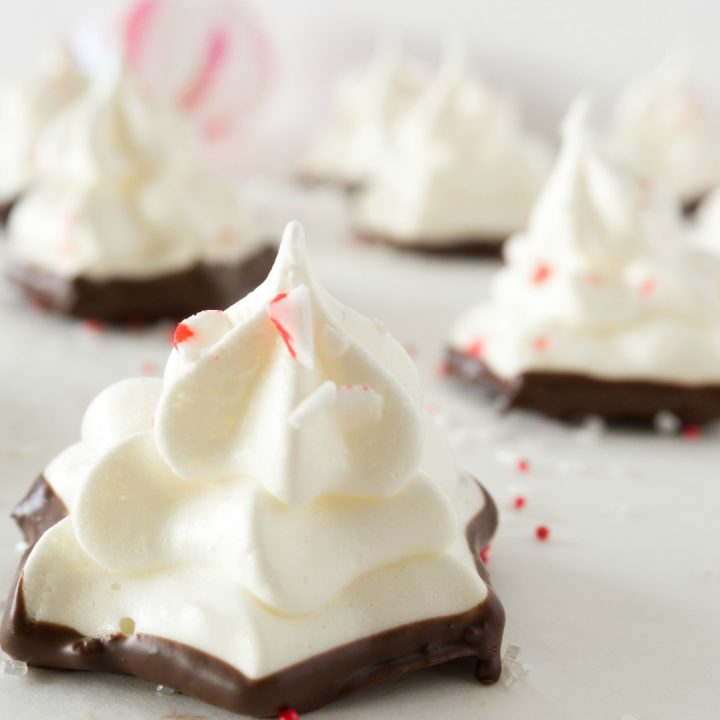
[608,60,720,207]
[299,48,429,188]
[353,56,552,247]
[0,41,86,205]
[449,98,720,384]
[6,61,262,280]
[11,223,497,691]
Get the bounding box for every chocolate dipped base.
[1,477,503,717]
[295,173,364,195]
[6,244,277,323]
[11,475,67,545]
[447,347,720,425]
[0,194,19,227]
[355,231,505,258]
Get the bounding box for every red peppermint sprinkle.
[140,360,158,375]
[218,227,234,246]
[269,294,297,359]
[682,424,702,441]
[466,338,485,359]
[533,336,549,352]
[83,318,104,334]
[531,262,552,285]
[639,278,657,297]
[480,545,490,564]
[437,361,451,377]
[173,322,195,349]
[513,496,527,510]
[516,459,530,473]
[535,525,550,541]
[278,710,300,720]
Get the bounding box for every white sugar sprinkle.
[155,684,176,696]
[2,659,28,677]
[500,644,530,688]
[14,541,29,554]
[574,415,606,444]
[654,410,681,435]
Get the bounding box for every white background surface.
[1,232,719,720]
[1,0,719,171]
[1,1,720,718]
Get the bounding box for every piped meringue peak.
[0,41,86,202]
[450,98,720,384]
[6,59,261,280]
[299,48,429,187]
[353,53,552,245]
[608,59,720,204]
[14,222,492,684]
[156,221,424,505]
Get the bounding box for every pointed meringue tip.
[274,221,310,275]
[281,221,307,251]
[562,94,594,140]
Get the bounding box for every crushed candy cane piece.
[513,496,526,510]
[480,545,490,564]
[535,525,550,541]
[500,645,529,688]
[682,424,702,441]
[574,415,606,444]
[654,410,681,435]
[2,659,28,677]
[278,709,300,720]
[466,338,485,359]
[173,310,231,361]
[268,286,314,368]
[531,262,552,285]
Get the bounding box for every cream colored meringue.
[352,56,552,245]
[299,49,429,187]
[6,61,262,279]
[449,98,720,383]
[0,41,86,203]
[27,222,489,679]
[608,60,720,204]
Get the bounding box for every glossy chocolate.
[447,347,720,424]
[6,244,277,323]
[1,478,503,717]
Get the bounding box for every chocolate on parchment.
[6,244,277,323]
[447,347,720,425]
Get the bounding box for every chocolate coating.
[447,347,720,424]
[355,232,505,258]
[0,194,18,227]
[1,477,503,716]
[6,244,277,323]
[11,475,67,545]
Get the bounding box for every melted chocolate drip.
[1,477,504,717]
[447,347,720,424]
[6,244,277,323]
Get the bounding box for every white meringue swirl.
[25,222,488,679]
[6,62,261,280]
[450,98,720,383]
[608,60,720,203]
[353,56,552,244]
[0,42,86,202]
